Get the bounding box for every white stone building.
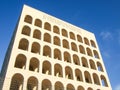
[0,4,112,90]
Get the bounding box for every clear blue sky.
[0,0,120,90]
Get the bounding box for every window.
[44,33,51,43]
[75,69,83,81]
[31,42,40,54]
[84,37,90,45]
[70,32,75,40]
[43,45,51,57]
[54,36,60,46]
[90,40,96,48]
[34,19,42,27]
[42,79,52,90]
[62,29,68,37]
[73,54,80,65]
[33,29,41,40]
[24,15,32,24]
[53,25,60,34]
[65,66,73,80]
[86,47,93,57]
[93,73,100,85]
[63,39,69,49]
[64,51,71,63]
[101,75,108,87]
[42,61,51,75]
[54,64,63,77]
[77,35,83,43]
[79,45,85,54]
[54,49,61,60]
[44,22,51,31]
[84,71,92,84]
[81,57,88,68]
[93,50,100,59]
[71,42,78,52]
[22,25,31,36]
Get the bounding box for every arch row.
[10,73,108,90]
[19,32,100,60]
[14,53,107,86]
[24,15,97,48]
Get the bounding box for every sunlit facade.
[0,5,112,90]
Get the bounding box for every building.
[0,4,112,90]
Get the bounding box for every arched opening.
[84,71,92,84]
[43,45,51,57]
[97,62,104,72]
[86,47,93,57]
[101,75,108,87]
[90,40,96,48]
[77,35,83,43]
[42,79,52,90]
[65,66,73,80]
[42,61,51,75]
[93,73,100,85]
[54,64,63,77]
[87,87,93,90]
[78,86,84,90]
[14,54,26,69]
[27,76,38,90]
[93,50,100,59]
[10,73,24,90]
[71,42,78,52]
[31,42,40,54]
[33,29,41,40]
[75,69,83,82]
[66,84,75,90]
[62,29,68,37]
[34,19,42,27]
[63,39,69,49]
[64,51,71,63]
[44,22,51,31]
[18,38,29,51]
[70,32,75,40]
[54,36,60,46]
[79,45,85,54]
[55,81,64,90]
[24,15,32,24]
[84,37,90,45]
[22,25,31,36]
[29,57,39,72]
[73,54,80,65]
[81,57,88,68]
[54,49,61,60]
[44,33,51,43]
[89,59,96,70]
[53,25,60,34]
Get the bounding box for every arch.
[44,33,51,43]
[31,42,40,54]
[10,73,24,90]
[84,37,90,45]
[70,32,76,40]
[42,61,51,75]
[62,29,68,37]
[54,49,61,60]
[55,81,64,90]
[93,50,100,59]
[77,35,83,43]
[64,51,71,63]
[54,36,60,46]
[63,39,69,49]
[18,38,29,51]
[87,87,93,90]
[34,19,42,27]
[27,76,38,90]
[14,54,26,69]
[81,57,88,68]
[54,64,63,77]
[101,75,108,87]
[77,86,84,90]
[90,40,96,48]
[22,25,31,36]
[71,42,78,52]
[65,66,73,80]
[73,54,80,65]
[84,71,92,83]
[86,47,93,57]
[42,79,52,90]
[97,62,104,72]
[43,45,51,57]
[53,25,60,34]
[44,22,51,31]
[29,57,39,72]
[79,45,85,54]
[75,69,83,82]
[66,84,75,90]
[33,29,41,40]
[89,59,96,70]
[93,73,100,85]
[24,15,32,24]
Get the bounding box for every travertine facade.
[0,5,112,90]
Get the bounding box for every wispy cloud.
[100,31,113,40]
[115,84,120,90]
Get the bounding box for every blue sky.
[0,0,120,90]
